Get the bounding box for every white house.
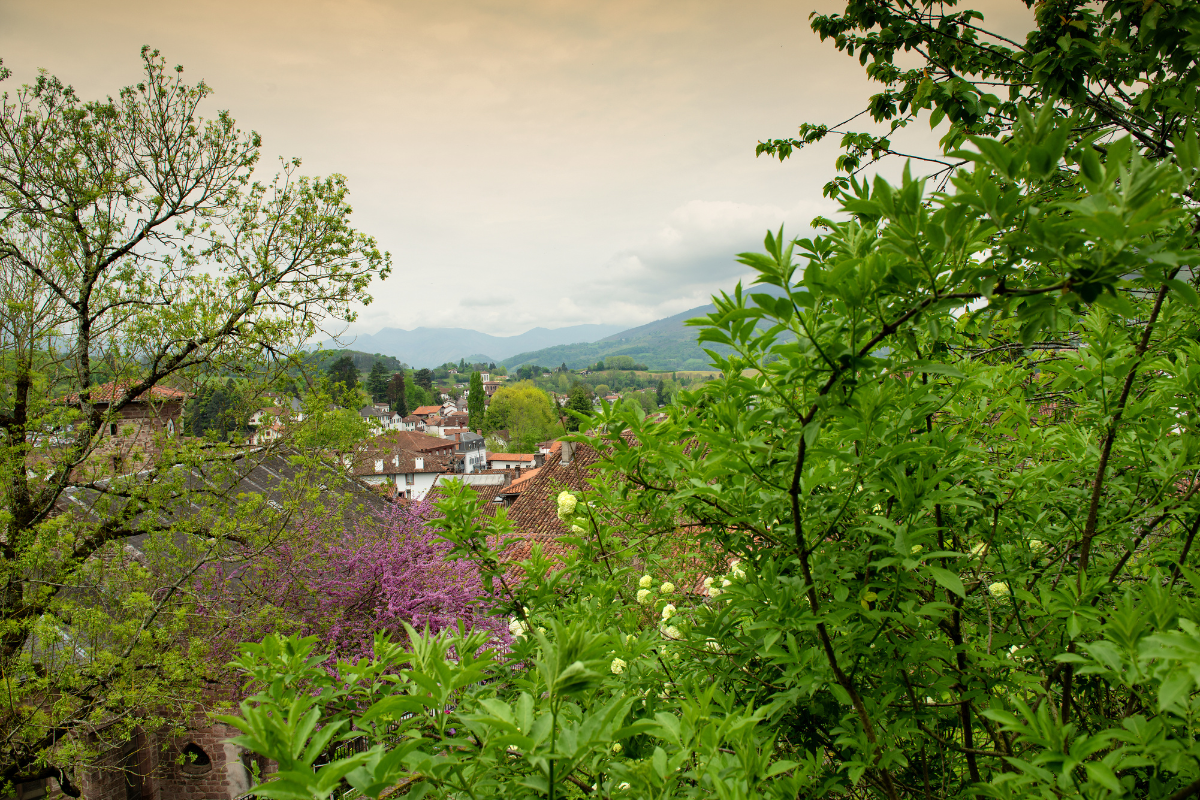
[488,452,537,470]
[351,449,448,501]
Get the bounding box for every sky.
[0,0,1029,339]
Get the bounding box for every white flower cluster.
[610,657,627,675]
[638,574,653,588]
[988,581,1010,598]
[556,491,578,520]
[702,559,746,599]
[508,618,526,640]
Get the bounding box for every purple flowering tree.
[201,500,506,666]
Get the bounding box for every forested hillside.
[501,303,731,370]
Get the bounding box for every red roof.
[63,381,189,404]
[489,453,535,462]
[368,431,454,453]
[411,405,443,416]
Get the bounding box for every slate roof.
[55,448,392,550]
[348,448,450,477]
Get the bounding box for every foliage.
[414,368,434,393]
[484,381,561,452]
[565,384,594,432]
[0,48,388,791]
[516,364,550,380]
[469,372,486,430]
[365,361,389,403]
[387,372,409,417]
[185,378,252,440]
[199,501,504,667]
[757,0,1200,199]
[326,355,360,392]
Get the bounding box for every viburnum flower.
[638,574,653,589]
[988,581,1010,598]
[556,491,577,519]
[702,576,714,588]
[910,544,923,554]
[729,560,745,579]
[508,618,526,639]
[636,589,652,604]
[610,657,627,675]
[660,582,675,594]
[612,742,623,754]
[970,542,987,558]
[571,524,584,534]
[708,585,723,599]
[1029,539,1047,553]
[705,638,720,651]
[662,625,681,639]
[660,603,677,620]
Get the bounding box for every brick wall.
[45,721,267,800]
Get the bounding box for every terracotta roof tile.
[411,405,443,416]
[488,453,535,462]
[63,381,189,404]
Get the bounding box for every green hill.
[303,349,409,374]
[501,304,731,370]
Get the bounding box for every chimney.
[515,465,521,479]
[561,440,574,465]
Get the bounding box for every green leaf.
[927,567,966,599]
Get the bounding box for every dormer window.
[374,459,384,472]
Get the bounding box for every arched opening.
[179,742,212,776]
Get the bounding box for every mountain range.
[323,323,625,368]
[499,304,724,370]
[319,302,742,371]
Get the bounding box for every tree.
[483,381,558,451]
[365,360,389,403]
[655,379,666,406]
[468,372,485,430]
[325,355,359,393]
[386,372,408,417]
[565,383,593,432]
[0,49,388,791]
[414,368,434,392]
[200,500,504,667]
[185,378,249,440]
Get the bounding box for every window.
[406,473,415,485]
[180,742,212,777]
[110,422,118,436]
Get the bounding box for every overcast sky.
[0,0,1028,338]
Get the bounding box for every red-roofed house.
[488,453,537,470]
[62,381,189,439]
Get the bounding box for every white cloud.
[575,197,833,316]
[461,294,516,308]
